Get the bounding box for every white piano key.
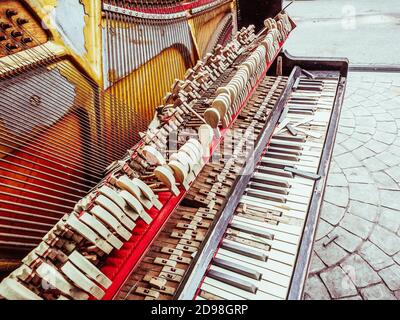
[251,177,314,198]
[208,269,258,293]
[253,171,315,187]
[248,181,313,200]
[268,147,321,159]
[225,227,298,255]
[213,257,262,280]
[243,194,309,213]
[223,237,296,266]
[203,277,281,300]
[215,252,291,287]
[210,265,288,299]
[245,188,311,206]
[262,157,320,171]
[267,151,321,164]
[200,282,245,300]
[271,138,322,149]
[241,196,307,220]
[234,214,302,236]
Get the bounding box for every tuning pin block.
[0,22,12,30]
[17,18,29,25]
[11,30,22,38]
[5,42,18,50]
[21,37,32,44]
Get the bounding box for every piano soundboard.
[0,0,348,300]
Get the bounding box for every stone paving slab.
[304,72,400,300]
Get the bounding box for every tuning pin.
[5,43,18,50]
[0,35,6,41]
[11,30,22,38]
[17,18,28,25]
[6,9,18,18]
[0,22,12,30]
[21,37,32,44]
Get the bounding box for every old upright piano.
[0,0,348,300]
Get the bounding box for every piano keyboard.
[196,75,340,300]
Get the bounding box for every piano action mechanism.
[0,0,348,300]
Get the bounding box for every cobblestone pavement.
[303,72,400,300]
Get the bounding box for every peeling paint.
[52,0,87,57]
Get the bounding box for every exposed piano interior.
[0,0,348,300]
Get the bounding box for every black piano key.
[288,109,314,115]
[260,159,285,169]
[213,257,262,280]
[289,98,317,104]
[207,269,258,294]
[229,222,274,241]
[248,181,289,195]
[272,135,306,143]
[251,176,290,188]
[267,146,302,156]
[267,152,299,162]
[221,240,268,262]
[256,166,294,179]
[296,85,323,91]
[246,189,286,203]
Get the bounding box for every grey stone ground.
[281,0,400,300]
[304,72,400,300]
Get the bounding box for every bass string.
[0,133,104,181]
[0,105,111,171]
[0,148,99,186]
[0,182,79,205]
[8,20,144,154]
[0,61,129,162]
[0,190,73,211]
[0,175,83,202]
[0,224,48,236]
[0,199,69,216]
[0,208,62,222]
[115,1,138,147]
[0,232,43,242]
[0,57,142,168]
[0,215,56,228]
[0,123,107,177]
[0,157,91,193]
